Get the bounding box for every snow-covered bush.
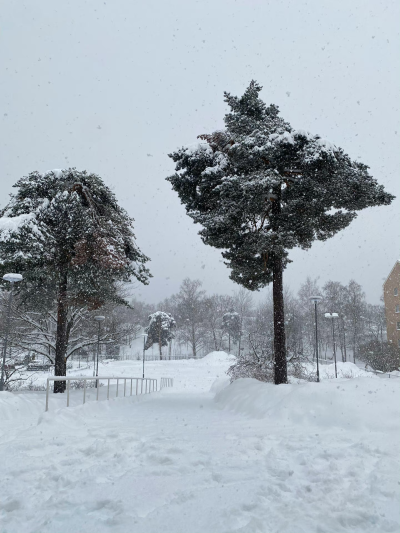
[358,340,400,373]
[228,336,316,383]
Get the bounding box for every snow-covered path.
[1,356,399,533]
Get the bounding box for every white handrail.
[160,377,174,389]
[45,376,158,412]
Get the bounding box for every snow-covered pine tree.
[222,310,241,353]
[0,169,151,392]
[167,81,394,384]
[144,311,176,358]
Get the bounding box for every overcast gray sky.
[1,0,399,304]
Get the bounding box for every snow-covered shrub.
[9,378,46,392]
[228,344,274,383]
[358,340,400,373]
[228,336,316,383]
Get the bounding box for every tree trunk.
[192,326,196,358]
[272,255,287,384]
[54,267,68,393]
[158,325,163,360]
[212,327,218,351]
[343,326,347,362]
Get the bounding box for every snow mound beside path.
[318,361,378,379]
[0,391,44,422]
[196,351,235,366]
[215,376,400,433]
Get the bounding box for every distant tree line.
[127,276,396,373]
[0,272,397,389]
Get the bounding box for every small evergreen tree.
[222,310,241,353]
[145,311,176,358]
[0,169,151,392]
[167,81,394,384]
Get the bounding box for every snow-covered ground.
[0,354,399,533]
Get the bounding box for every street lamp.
[0,273,23,391]
[309,295,322,383]
[93,316,105,387]
[325,313,339,378]
[142,333,148,378]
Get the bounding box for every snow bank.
[0,391,44,422]
[209,377,230,394]
[215,376,400,433]
[195,351,235,366]
[1,356,399,533]
[310,361,379,380]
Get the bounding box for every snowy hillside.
[0,353,399,533]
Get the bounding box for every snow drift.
[214,375,400,433]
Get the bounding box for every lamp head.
[309,295,322,303]
[94,316,105,322]
[3,273,23,283]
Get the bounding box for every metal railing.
[365,368,400,379]
[160,377,174,389]
[45,376,158,412]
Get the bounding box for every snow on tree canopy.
[167,81,394,292]
[222,311,241,344]
[0,168,151,294]
[145,311,176,357]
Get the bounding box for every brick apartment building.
[383,260,400,347]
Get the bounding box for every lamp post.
[310,296,322,383]
[142,333,148,378]
[0,273,23,391]
[94,316,105,387]
[325,312,339,378]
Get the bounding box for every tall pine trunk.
[272,255,287,384]
[158,324,163,360]
[54,267,68,393]
[271,188,287,385]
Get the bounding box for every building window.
[397,305,400,313]
[398,339,400,348]
[395,288,399,296]
[397,322,400,330]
